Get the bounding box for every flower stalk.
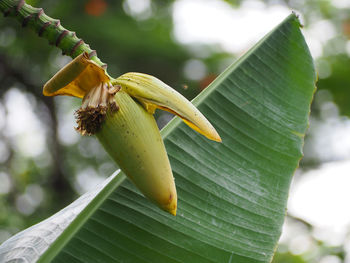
[0,0,105,67]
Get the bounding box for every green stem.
[0,0,106,68]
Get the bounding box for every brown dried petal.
[75,83,120,135]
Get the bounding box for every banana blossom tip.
[42,52,221,215]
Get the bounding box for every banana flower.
[43,52,221,216]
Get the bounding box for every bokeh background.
[0,0,349,262]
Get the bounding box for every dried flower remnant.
[75,83,120,135]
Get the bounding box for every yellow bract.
[115,72,221,142]
[43,52,110,98]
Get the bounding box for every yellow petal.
[114,72,221,142]
[43,52,110,98]
[97,90,177,215]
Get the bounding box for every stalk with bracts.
[0,0,221,215]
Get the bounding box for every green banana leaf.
[0,13,316,263]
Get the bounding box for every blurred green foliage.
[0,0,350,262]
